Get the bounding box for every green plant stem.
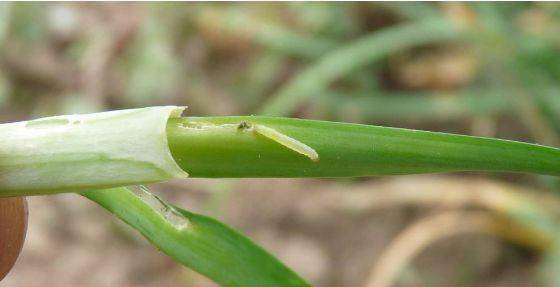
[167,116,560,178]
[82,187,310,287]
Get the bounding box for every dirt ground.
[2,176,544,287]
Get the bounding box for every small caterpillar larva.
[238,122,319,162]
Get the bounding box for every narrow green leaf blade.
[82,187,311,287]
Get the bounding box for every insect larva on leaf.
[237,121,319,162]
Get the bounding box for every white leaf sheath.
[0,106,188,196]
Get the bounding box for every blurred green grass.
[3,2,560,287]
[1,3,559,133]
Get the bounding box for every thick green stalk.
[83,187,310,287]
[167,116,560,177]
[3,107,560,197]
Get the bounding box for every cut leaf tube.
[168,116,560,178]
